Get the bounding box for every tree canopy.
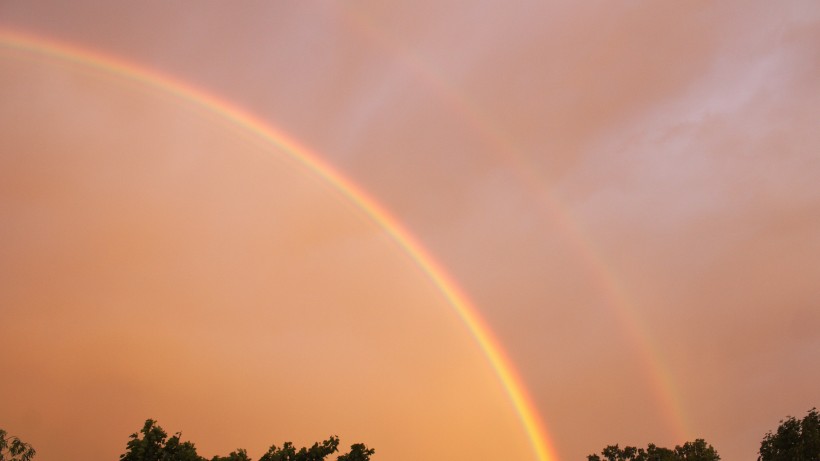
[119,420,374,461]
[758,407,820,461]
[587,438,720,461]
[5,408,820,460]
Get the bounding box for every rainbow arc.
[0,29,559,461]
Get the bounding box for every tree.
[120,420,373,461]
[758,407,820,461]
[120,419,205,461]
[257,436,374,461]
[211,449,251,461]
[0,429,36,461]
[588,439,719,461]
[673,439,720,461]
[336,444,375,461]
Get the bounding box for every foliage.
[587,439,719,461]
[758,407,820,461]
[0,429,36,461]
[120,419,205,461]
[336,444,376,461]
[120,420,373,461]
[254,436,373,461]
[673,439,721,460]
[258,437,340,461]
[211,449,251,461]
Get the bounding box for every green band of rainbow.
[0,29,560,461]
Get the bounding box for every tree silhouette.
[0,429,36,461]
[758,407,820,461]
[588,439,719,461]
[119,419,203,461]
[211,449,251,461]
[119,420,373,461]
[336,444,376,461]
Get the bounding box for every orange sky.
[1,2,818,460]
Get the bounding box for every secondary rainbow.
[344,10,691,440]
[0,29,560,461]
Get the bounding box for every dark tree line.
[1,419,372,461]
[587,438,719,461]
[758,407,820,461]
[587,407,819,461]
[120,420,374,461]
[3,408,818,460]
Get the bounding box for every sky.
[0,1,818,460]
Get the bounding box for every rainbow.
[0,29,560,461]
[344,11,692,441]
